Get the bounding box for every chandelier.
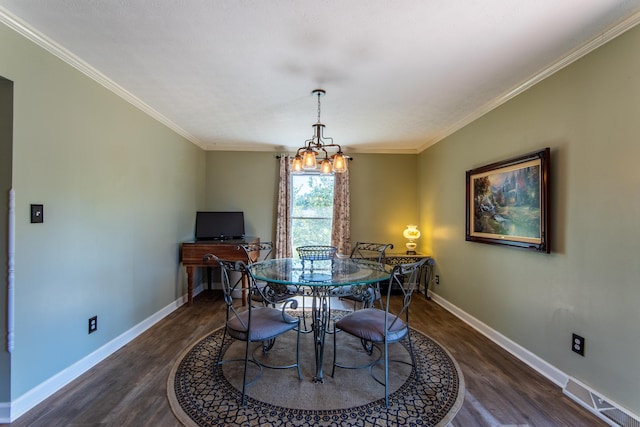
[291,89,348,174]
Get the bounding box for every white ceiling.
[1,1,640,154]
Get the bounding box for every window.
[291,173,334,251]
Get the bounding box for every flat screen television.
[195,211,245,241]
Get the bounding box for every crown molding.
[418,9,640,154]
[0,7,205,149]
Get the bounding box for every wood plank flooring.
[2,291,606,426]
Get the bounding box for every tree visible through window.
[291,173,334,252]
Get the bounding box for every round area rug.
[167,312,464,426]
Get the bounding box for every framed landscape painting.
[465,148,550,253]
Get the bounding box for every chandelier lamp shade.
[291,89,348,174]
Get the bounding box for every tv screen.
[195,211,245,240]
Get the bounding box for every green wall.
[204,152,419,253]
[419,23,640,414]
[205,151,279,241]
[1,22,206,400]
[349,153,419,252]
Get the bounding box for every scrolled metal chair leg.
[360,338,374,355]
[261,338,276,354]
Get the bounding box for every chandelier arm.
[316,124,335,145]
[321,141,341,152]
[303,137,317,149]
[318,136,334,145]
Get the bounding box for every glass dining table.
[249,257,392,383]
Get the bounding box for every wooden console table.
[180,236,259,304]
[385,252,436,298]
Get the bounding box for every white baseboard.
[2,295,188,423]
[429,291,640,426]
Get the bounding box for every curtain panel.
[275,156,292,258]
[331,169,351,255]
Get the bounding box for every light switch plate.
[30,204,44,223]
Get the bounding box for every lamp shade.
[332,152,347,173]
[403,225,421,240]
[320,158,333,174]
[291,155,303,172]
[302,149,317,169]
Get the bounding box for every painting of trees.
[466,148,549,252]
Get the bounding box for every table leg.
[206,267,213,290]
[423,263,432,300]
[186,266,194,305]
[241,273,248,306]
[311,287,330,383]
[185,265,246,305]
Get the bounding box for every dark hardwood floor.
[2,291,606,426]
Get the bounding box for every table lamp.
[403,225,421,254]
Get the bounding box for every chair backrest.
[383,258,428,330]
[204,254,252,326]
[349,242,394,263]
[296,245,337,260]
[240,242,273,264]
[211,249,294,308]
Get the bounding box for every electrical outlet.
[88,316,98,334]
[435,275,440,285]
[572,333,585,356]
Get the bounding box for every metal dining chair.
[340,242,393,309]
[331,257,428,407]
[295,245,337,331]
[240,242,298,307]
[207,254,302,406]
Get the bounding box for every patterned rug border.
[167,322,465,427]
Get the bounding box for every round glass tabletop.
[249,257,391,287]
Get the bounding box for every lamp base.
[405,241,417,253]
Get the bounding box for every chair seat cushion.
[335,308,408,343]
[228,307,298,342]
